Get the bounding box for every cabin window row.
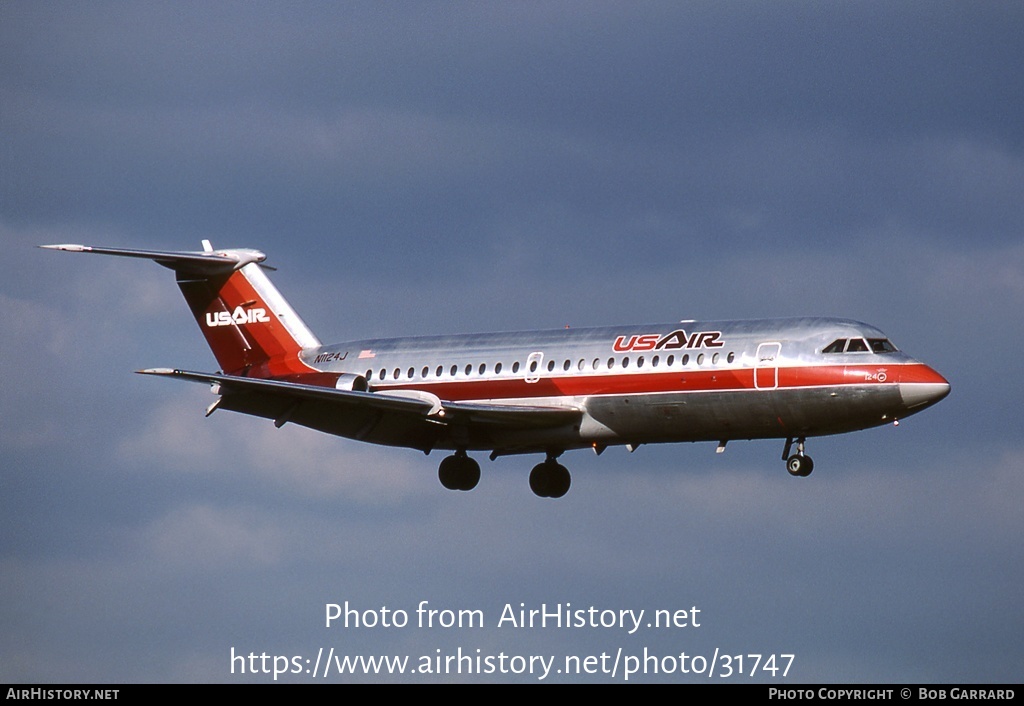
[367,351,738,382]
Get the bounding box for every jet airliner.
[42,242,950,497]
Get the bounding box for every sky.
[2,1,1022,684]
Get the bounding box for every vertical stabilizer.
[177,261,321,375]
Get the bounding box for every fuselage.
[283,316,950,454]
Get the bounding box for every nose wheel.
[783,437,814,477]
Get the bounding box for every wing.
[138,368,583,454]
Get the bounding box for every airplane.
[41,241,950,498]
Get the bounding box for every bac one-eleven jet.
[43,242,950,498]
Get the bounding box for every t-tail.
[40,241,321,377]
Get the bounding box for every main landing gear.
[529,455,571,499]
[437,450,572,497]
[438,451,480,491]
[783,437,814,477]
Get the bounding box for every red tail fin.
[177,262,320,376]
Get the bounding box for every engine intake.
[334,373,369,392]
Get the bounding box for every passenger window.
[495,362,503,374]
[450,365,458,376]
[712,353,719,365]
[667,355,675,366]
[652,355,660,367]
[681,354,689,366]
[622,357,630,368]
[512,361,520,373]
[637,356,645,368]
[547,360,555,372]
[607,357,615,369]
[563,360,571,371]
[727,352,735,364]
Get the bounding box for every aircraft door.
[525,351,543,384]
[755,342,781,389]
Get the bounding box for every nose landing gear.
[783,437,814,477]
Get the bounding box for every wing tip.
[39,243,89,252]
[136,367,177,376]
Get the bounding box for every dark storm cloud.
[5,2,1021,269]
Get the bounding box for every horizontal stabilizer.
[39,243,268,274]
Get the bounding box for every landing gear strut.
[783,437,814,477]
[438,451,480,491]
[529,455,571,498]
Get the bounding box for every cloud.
[116,392,429,505]
[140,504,288,570]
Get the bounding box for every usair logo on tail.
[205,306,271,327]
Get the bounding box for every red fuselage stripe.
[283,362,943,403]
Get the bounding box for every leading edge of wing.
[137,368,582,429]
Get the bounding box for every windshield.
[822,337,898,354]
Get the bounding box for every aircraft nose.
[898,365,951,409]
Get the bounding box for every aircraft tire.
[438,455,461,490]
[458,457,481,491]
[786,454,813,477]
[529,463,551,497]
[529,461,571,498]
[547,463,571,498]
[439,455,481,491]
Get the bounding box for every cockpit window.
[824,337,897,354]
[868,338,898,353]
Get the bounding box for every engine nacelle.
[334,373,369,392]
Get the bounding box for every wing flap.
[440,400,581,427]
